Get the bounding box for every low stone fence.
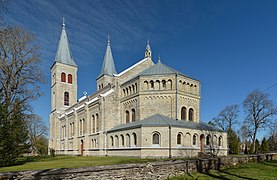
[1,153,276,180]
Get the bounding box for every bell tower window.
[68,74,72,84]
[64,92,69,106]
[61,72,66,82]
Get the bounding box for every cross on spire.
[62,17,65,28]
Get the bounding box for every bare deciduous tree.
[242,89,277,153]
[212,104,240,131]
[25,114,48,155]
[0,27,44,117]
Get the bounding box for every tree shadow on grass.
[200,171,231,180]
[218,169,256,180]
[261,160,277,168]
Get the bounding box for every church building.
[49,21,228,158]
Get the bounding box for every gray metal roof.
[108,114,224,133]
[98,38,117,79]
[138,60,186,76]
[54,23,77,67]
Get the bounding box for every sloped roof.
[54,23,77,67]
[108,114,224,132]
[138,60,186,76]
[97,38,117,79]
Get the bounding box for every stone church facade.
[49,22,228,158]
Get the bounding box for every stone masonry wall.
[1,153,276,180]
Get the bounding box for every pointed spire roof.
[146,40,151,51]
[54,18,77,67]
[98,35,117,78]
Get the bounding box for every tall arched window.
[206,135,211,146]
[110,136,114,147]
[133,133,137,146]
[64,92,69,106]
[120,134,124,147]
[152,132,160,145]
[68,74,72,84]
[181,106,187,120]
[115,135,119,147]
[193,134,197,145]
[131,109,136,122]
[126,134,130,147]
[219,136,222,146]
[189,108,194,121]
[177,133,182,145]
[96,114,99,132]
[92,115,95,133]
[61,72,66,82]
[126,110,130,123]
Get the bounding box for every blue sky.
[4,0,277,139]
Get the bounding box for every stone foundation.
[1,153,276,180]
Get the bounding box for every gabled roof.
[54,22,77,67]
[138,60,186,76]
[97,37,117,79]
[108,114,224,132]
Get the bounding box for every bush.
[50,148,55,157]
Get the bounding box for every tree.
[227,129,239,154]
[260,137,269,153]
[212,104,239,131]
[25,114,48,155]
[242,89,277,153]
[0,26,44,165]
[35,135,48,156]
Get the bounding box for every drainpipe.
[169,124,172,158]
[175,74,178,120]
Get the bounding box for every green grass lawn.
[170,160,277,180]
[0,156,156,173]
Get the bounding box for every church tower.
[51,19,78,112]
[96,35,117,90]
[49,19,77,151]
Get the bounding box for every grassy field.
[170,160,277,180]
[0,156,156,173]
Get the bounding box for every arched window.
[96,114,99,132]
[82,118,85,134]
[206,135,211,146]
[181,106,187,120]
[131,108,136,122]
[167,80,172,90]
[64,92,69,106]
[110,136,114,147]
[219,136,222,146]
[126,134,130,147]
[68,74,72,84]
[92,115,95,133]
[126,110,130,123]
[120,134,124,147]
[115,135,119,147]
[150,80,154,89]
[162,80,166,89]
[189,108,194,121]
[177,133,182,145]
[123,89,126,97]
[152,132,160,145]
[61,72,66,82]
[133,133,137,146]
[144,81,148,90]
[193,134,197,145]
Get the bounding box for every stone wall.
[1,153,276,180]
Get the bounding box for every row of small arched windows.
[144,79,172,91]
[110,133,137,148]
[123,83,138,97]
[125,109,136,123]
[178,80,197,94]
[181,106,194,121]
[61,72,73,84]
[152,132,223,147]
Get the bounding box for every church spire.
[54,18,77,67]
[145,40,152,58]
[98,35,117,78]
